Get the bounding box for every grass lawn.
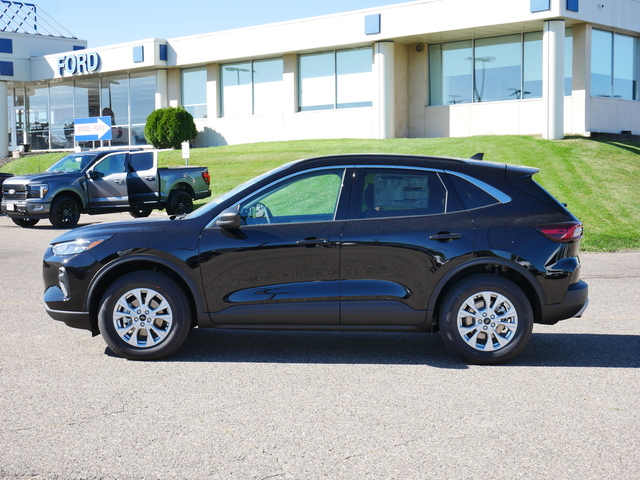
[2,135,638,252]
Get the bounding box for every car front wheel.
[439,275,533,365]
[11,217,40,227]
[49,195,80,228]
[98,272,192,360]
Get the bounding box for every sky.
[30,0,411,48]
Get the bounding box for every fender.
[84,253,209,326]
[426,254,547,324]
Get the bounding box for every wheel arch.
[428,258,545,329]
[84,256,204,335]
[170,182,195,198]
[51,189,85,210]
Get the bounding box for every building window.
[129,73,155,145]
[299,47,372,111]
[591,29,639,100]
[181,67,207,118]
[26,85,49,150]
[221,58,284,117]
[429,30,573,106]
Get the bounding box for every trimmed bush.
[144,107,198,149]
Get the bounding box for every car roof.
[281,153,537,176]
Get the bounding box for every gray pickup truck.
[1,149,211,228]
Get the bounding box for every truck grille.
[2,185,27,200]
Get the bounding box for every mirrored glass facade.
[10,72,156,150]
[221,58,284,117]
[429,30,574,106]
[299,47,372,111]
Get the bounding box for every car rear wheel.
[439,275,533,365]
[11,217,40,227]
[98,272,192,360]
[166,189,193,216]
[49,195,80,228]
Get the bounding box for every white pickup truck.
[1,149,211,228]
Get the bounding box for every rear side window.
[447,173,503,210]
[129,152,154,172]
[352,168,449,219]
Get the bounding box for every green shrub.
[144,107,198,149]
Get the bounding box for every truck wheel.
[11,217,40,228]
[439,275,533,365]
[98,271,192,360]
[49,195,80,228]
[166,190,193,215]
[130,208,153,218]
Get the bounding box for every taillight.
[535,222,583,243]
[202,170,211,186]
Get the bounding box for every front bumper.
[538,280,589,325]
[1,199,51,218]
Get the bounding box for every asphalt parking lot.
[0,212,638,480]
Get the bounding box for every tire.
[49,195,81,228]
[166,190,193,216]
[98,272,192,360]
[130,208,153,218]
[439,275,533,365]
[11,217,40,228]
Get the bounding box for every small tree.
[144,107,198,149]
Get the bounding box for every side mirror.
[217,208,242,230]
[88,170,102,180]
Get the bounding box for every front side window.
[299,47,372,111]
[94,154,125,177]
[239,169,344,225]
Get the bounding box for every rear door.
[86,153,128,207]
[339,166,475,325]
[126,151,159,206]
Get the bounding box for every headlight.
[27,183,49,198]
[51,236,111,256]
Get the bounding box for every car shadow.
[143,330,640,369]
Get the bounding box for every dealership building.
[0,0,639,155]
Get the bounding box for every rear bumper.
[538,280,589,325]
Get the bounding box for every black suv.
[43,154,588,364]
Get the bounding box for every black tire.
[11,217,40,227]
[439,275,533,365]
[130,208,153,218]
[98,272,192,360]
[166,189,193,215]
[49,195,81,228]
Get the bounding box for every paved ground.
[0,213,638,479]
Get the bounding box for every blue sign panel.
[74,116,113,141]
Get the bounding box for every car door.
[86,153,128,207]
[339,166,475,325]
[198,167,350,325]
[126,151,159,206]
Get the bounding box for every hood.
[4,171,75,185]
[50,217,176,245]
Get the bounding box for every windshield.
[47,153,97,173]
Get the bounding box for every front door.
[87,153,128,207]
[198,168,348,325]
